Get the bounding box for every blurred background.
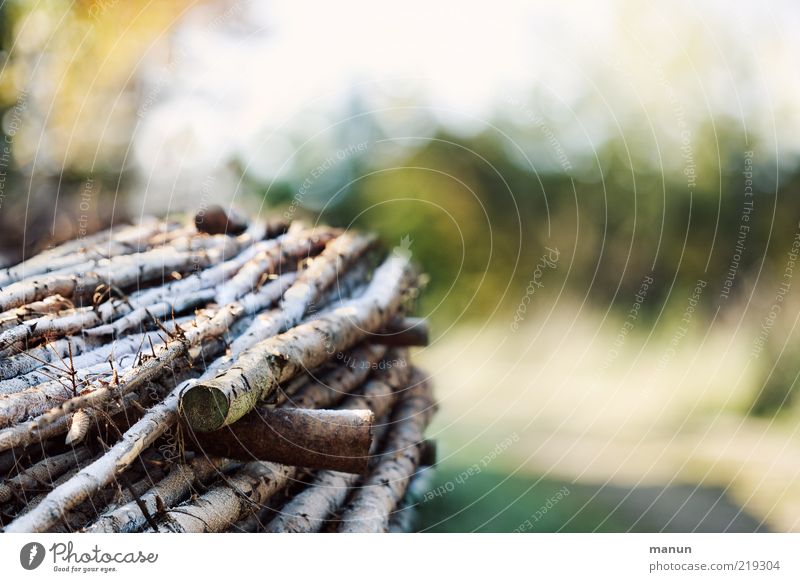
[1,0,800,531]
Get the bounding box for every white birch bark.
[180,255,413,432]
[229,233,373,356]
[337,374,436,532]
[0,219,175,286]
[84,456,238,533]
[265,353,410,532]
[0,448,92,503]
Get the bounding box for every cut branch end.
[179,384,230,432]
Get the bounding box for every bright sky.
[132,0,800,208]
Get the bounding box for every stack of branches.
[0,206,436,533]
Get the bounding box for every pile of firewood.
[0,207,436,533]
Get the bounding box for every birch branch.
[86,230,303,335]
[0,219,176,287]
[0,308,115,357]
[84,289,215,338]
[387,465,436,533]
[143,347,395,533]
[0,295,74,333]
[338,372,436,532]
[0,448,92,504]
[0,235,246,311]
[0,318,189,381]
[0,337,99,381]
[0,325,226,453]
[264,352,410,533]
[180,255,413,432]
[214,227,337,305]
[188,408,374,474]
[84,456,239,533]
[4,313,255,532]
[25,273,294,436]
[4,389,183,532]
[280,344,387,409]
[151,461,296,533]
[229,232,374,356]
[0,214,431,534]
[0,357,139,427]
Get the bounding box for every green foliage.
[264,125,800,332]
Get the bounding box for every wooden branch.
[0,320,189,382]
[187,408,374,474]
[0,294,74,333]
[264,354,410,533]
[180,255,413,432]
[84,456,239,533]
[0,414,71,454]
[228,232,374,356]
[5,321,248,532]
[4,390,182,532]
[194,205,249,236]
[215,226,337,305]
[0,330,230,452]
[151,461,296,533]
[0,356,145,427]
[49,462,164,533]
[0,212,434,534]
[0,219,177,287]
[0,234,247,311]
[387,465,436,533]
[88,236,266,326]
[0,336,99,381]
[22,272,294,437]
[377,317,429,347]
[338,371,436,532]
[148,350,408,533]
[281,344,387,409]
[83,289,214,338]
[87,231,306,335]
[0,308,105,357]
[0,448,91,504]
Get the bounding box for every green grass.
[417,466,767,532]
[417,468,633,532]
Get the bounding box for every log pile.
[0,207,436,533]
